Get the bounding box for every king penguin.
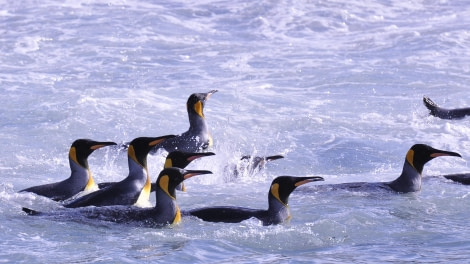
[23,168,213,227]
[303,144,461,193]
[64,135,175,208]
[151,90,217,154]
[19,139,117,201]
[158,151,215,192]
[423,96,470,120]
[184,176,324,226]
[98,151,215,192]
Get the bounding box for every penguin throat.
[69,147,87,168]
[389,161,422,193]
[128,145,145,168]
[406,149,416,171]
[171,206,181,226]
[193,101,204,118]
[159,175,176,200]
[84,169,98,191]
[270,183,287,207]
[164,159,173,169]
[134,168,152,208]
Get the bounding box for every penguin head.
[405,144,461,174]
[156,167,213,199]
[164,151,216,169]
[69,139,117,168]
[186,90,218,118]
[269,176,324,206]
[128,135,176,167]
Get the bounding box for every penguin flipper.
[97,182,115,189]
[423,96,469,120]
[444,173,470,185]
[186,206,262,223]
[22,207,41,215]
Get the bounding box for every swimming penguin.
[64,135,175,208]
[442,173,470,185]
[150,90,218,154]
[19,139,117,201]
[184,176,324,226]
[224,154,284,181]
[98,151,215,191]
[423,96,470,120]
[304,144,461,193]
[23,168,213,227]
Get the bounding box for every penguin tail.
[22,207,41,216]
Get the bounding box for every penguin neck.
[128,157,152,207]
[154,187,180,225]
[266,194,291,225]
[388,160,422,193]
[187,111,208,134]
[127,155,148,181]
[68,158,95,191]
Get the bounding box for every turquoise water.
[2,0,470,262]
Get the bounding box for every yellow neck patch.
[142,167,151,196]
[172,206,181,226]
[159,175,175,200]
[84,169,97,191]
[69,147,80,167]
[164,159,173,168]
[194,101,204,117]
[128,145,141,167]
[208,134,213,147]
[406,149,416,170]
[271,183,287,207]
[134,167,152,207]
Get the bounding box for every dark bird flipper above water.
[240,155,284,171]
[184,176,324,226]
[423,96,470,120]
[441,173,470,185]
[225,154,284,181]
[22,207,40,215]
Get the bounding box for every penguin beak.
[430,149,462,158]
[187,152,216,162]
[183,170,213,180]
[294,176,324,187]
[204,90,218,101]
[90,141,117,150]
[149,135,177,146]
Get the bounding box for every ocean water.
[1,0,470,262]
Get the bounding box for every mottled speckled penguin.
[151,90,217,154]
